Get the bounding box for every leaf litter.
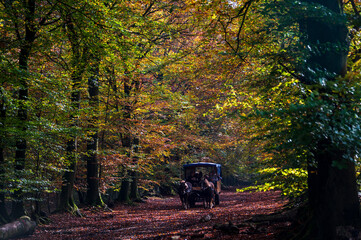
[19,189,289,240]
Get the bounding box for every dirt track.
[21,190,288,240]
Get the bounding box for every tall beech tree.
[10,0,37,220]
[118,70,141,203]
[1,0,65,220]
[85,60,103,206]
[298,0,360,238]
[0,0,55,219]
[239,0,361,238]
[58,8,89,213]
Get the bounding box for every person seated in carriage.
[208,170,220,186]
[189,171,202,186]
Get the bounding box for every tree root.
[213,221,240,235]
[31,211,51,225]
[55,201,83,218]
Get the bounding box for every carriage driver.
[209,169,220,185]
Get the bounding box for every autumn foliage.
[2,0,361,239]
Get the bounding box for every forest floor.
[20,189,291,240]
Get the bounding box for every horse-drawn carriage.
[178,162,222,209]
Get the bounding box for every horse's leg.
[181,196,186,209]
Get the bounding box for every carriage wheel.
[215,193,220,205]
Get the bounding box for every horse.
[201,177,215,209]
[178,180,192,209]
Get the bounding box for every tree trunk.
[0,145,9,225]
[59,75,81,213]
[85,62,103,206]
[117,135,140,203]
[130,138,140,201]
[118,74,141,203]
[0,89,9,224]
[0,216,36,240]
[118,117,132,203]
[299,0,361,238]
[58,74,81,213]
[58,12,87,214]
[11,0,36,220]
[59,153,78,213]
[118,177,130,203]
[308,142,360,239]
[129,170,140,201]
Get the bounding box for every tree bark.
[85,62,103,206]
[0,216,36,240]
[59,73,81,213]
[308,142,360,239]
[129,170,140,200]
[0,89,9,224]
[0,147,8,225]
[58,12,87,214]
[11,0,36,220]
[58,71,80,213]
[118,170,130,203]
[130,138,140,201]
[59,130,79,213]
[118,135,131,203]
[122,74,141,202]
[118,180,130,203]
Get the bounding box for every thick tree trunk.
[117,135,140,202]
[86,136,103,205]
[118,178,130,203]
[308,142,360,239]
[59,153,78,213]
[299,0,361,239]
[59,83,80,213]
[59,72,81,213]
[11,0,36,220]
[11,138,27,220]
[58,12,87,214]
[85,63,103,206]
[129,170,140,201]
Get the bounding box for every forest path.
[21,190,289,240]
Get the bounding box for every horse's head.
[179,180,187,194]
[179,180,191,195]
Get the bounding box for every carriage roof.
[182,162,221,169]
[183,162,222,177]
